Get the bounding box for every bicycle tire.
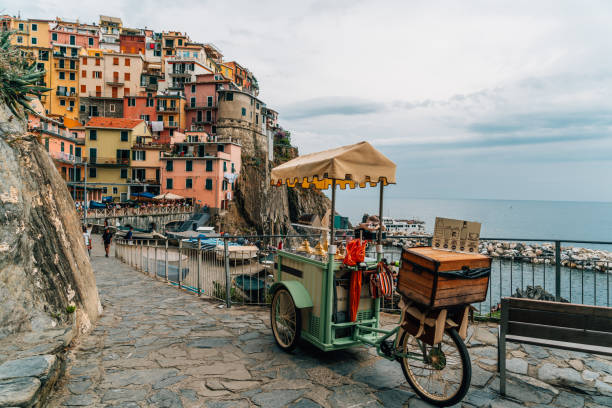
[398,328,471,407]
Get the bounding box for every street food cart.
[268,141,490,407]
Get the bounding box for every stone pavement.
[47,238,612,408]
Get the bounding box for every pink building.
[160,132,241,209]
[184,73,230,134]
[50,22,99,48]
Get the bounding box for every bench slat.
[506,297,612,319]
[505,334,612,357]
[507,321,612,348]
[509,307,612,333]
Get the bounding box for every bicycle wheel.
[398,328,471,407]
[270,288,301,351]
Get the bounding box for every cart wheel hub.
[428,347,446,370]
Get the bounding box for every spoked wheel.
[270,288,301,351]
[398,328,471,407]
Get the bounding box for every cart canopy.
[271,141,396,190]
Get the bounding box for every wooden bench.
[498,297,612,395]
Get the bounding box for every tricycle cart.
[268,141,490,407]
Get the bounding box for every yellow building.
[219,63,234,81]
[1,16,54,112]
[84,117,151,201]
[49,43,81,120]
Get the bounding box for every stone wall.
[0,104,101,339]
[216,118,268,158]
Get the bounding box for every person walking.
[82,225,91,257]
[125,226,133,241]
[102,227,113,257]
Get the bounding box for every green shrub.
[0,31,49,118]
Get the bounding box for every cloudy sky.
[7,0,612,202]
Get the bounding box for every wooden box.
[398,247,491,308]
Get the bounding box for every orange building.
[154,94,186,144]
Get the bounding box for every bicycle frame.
[353,321,425,362]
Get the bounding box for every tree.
[0,30,49,118]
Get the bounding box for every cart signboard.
[432,217,481,254]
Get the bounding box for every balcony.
[54,63,78,71]
[106,79,124,87]
[192,119,213,125]
[168,70,193,77]
[53,52,79,60]
[56,91,77,98]
[84,157,130,166]
[156,106,178,113]
[185,104,217,111]
[51,151,82,164]
[166,121,179,128]
[144,82,158,91]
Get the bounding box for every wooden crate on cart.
[398,247,491,309]
[397,247,491,345]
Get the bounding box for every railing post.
[178,240,183,289]
[164,239,169,282]
[146,240,150,274]
[154,241,158,279]
[197,238,202,297]
[139,240,143,271]
[224,237,231,308]
[555,240,561,301]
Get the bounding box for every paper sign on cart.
[432,217,481,254]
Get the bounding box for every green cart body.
[271,251,380,351]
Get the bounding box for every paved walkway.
[47,238,611,408]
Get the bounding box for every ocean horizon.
[334,194,612,247]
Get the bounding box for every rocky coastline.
[385,237,612,272]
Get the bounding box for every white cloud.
[5,0,612,200]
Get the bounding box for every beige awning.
[271,141,396,190]
[154,193,185,200]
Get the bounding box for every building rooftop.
[85,117,143,129]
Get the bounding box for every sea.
[336,196,612,249]
[336,196,612,308]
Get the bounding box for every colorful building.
[1,17,54,112]
[83,117,152,201]
[50,20,99,48]
[160,31,188,58]
[160,133,241,209]
[119,27,146,55]
[123,94,156,123]
[130,140,165,196]
[154,94,186,144]
[49,43,81,120]
[78,50,144,123]
[99,15,122,52]
[184,73,229,133]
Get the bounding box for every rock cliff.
[0,104,100,339]
[230,153,330,235]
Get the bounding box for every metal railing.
[81,205,193,218]
[113,234,612,317]
[115,235,308,307]
[84,157,130,166]
[372,236,612,317]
